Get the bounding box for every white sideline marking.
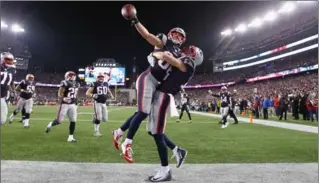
[190,111,318,134]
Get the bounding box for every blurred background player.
[146,45,203,182]
[228,89,239,124]
[45,71,79,142]
[86,72,114,137]
[209,86,232,128]
[9,74,35,128]
[113,5,187,163]
[176,87,192,123]
[0,52,16,125]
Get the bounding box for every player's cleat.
[24,125,30,128]
[171,147,188,168]
[94,131,102,137]
[121,143,134,163]
[176,119,180,123]
[148,169,172,182]
[221,122,229,129]
[67,137,77,143]
[45,122,52,134]
[112,130,123,150]
[8,114,14,124]
[188,120,192,123]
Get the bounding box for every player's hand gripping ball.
[121,4,137,20]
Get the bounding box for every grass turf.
[1,106,317,163]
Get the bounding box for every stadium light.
[263,11,277,21]
[248,18,263,28]
[278,2,296,14]
[235,24,247,32]
[221,29,232,36]
[1,21,8,29]
[11,24,25,33]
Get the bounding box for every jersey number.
[67,88,78,98]
[27,85,35,92]
[1,72,13,86]
[158,60,172,81]
[97,86,108,95]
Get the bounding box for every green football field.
[1,106,317,164]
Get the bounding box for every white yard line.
[191,111,318,134]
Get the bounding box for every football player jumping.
[9,74,36,128]
[0,52,16,125]
[86,72,114,136]
[112,10,187,163]
[45,71,80,142]
[146,45,203,182]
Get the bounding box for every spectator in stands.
[262,96,270,119]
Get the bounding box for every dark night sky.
[1,1,278,75]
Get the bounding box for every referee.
[177,89,192,123]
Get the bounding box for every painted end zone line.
[190,111,318,134]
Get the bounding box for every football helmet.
[221,86,227,92]
[1,52,15,68]
[97,72,105,82]
[168,27,186,46]
[182,45,203,66]
[26,74,35,82]
[65,71,76,81]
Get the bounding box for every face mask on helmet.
[168,28,186,46]
[97,75,105,82]
[26,74,35,82]
[1,52,14,68]
[182,45,203,66]
[65,71,76,81]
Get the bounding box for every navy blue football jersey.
[60,80,79,104]
[148,33,183,82]
[219,92,231,107]
[157,57,195,95]
[90,81,109,104]
[19,80,36,99]
[0,65,16,98]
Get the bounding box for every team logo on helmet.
[65,71,76,81]
[1,52,15,68]
[182,45,203,66]
[168,27,186,46]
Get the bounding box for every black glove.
[130,16,139,26]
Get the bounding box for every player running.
[86,72,114,136]
[0,52,16,125]
[146,45,203,182]
[45,71,80,142]
[9,74,36,128]
[208,86,232,128]
[112,9,187,163]
[176,87,192,123]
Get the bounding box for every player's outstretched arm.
[152,51,187,72]
[133,21,163,48]
[108,88,115,99]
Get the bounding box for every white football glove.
[63,97,72,103]
[92,94,98,99]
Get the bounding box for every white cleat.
[148,168,172,182]
[221,122,229,129]
[94,131,102,137]
[67,137,77,143]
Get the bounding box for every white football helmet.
[26,74,35,81]
[97,72,105,82]
[168,27,186,46]
[183,45,203,66]
[65,71,76,81]
[1,52,15,68]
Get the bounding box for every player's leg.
[177,105,185,122]
[229,109,238,124]
[0,98,8,125]
[147,91,172,181]
[221,107,229,128]
[23,98,34,128]
[185,105,192,123]
[9,98,24,123]
[66,104,77,142]
[121,71,158,158]
[93,102,102,136]
[163,134,188,168]
[45,104,67,133]
[20,107,26,123]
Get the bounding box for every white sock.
[68,135,74,139]
[94,124,97,132]
[161,166,170,173]
[47,121,53,128]
[173,146,178,154]
[96,124,100,132]
[24,119,29,126]
[124,138,132,145]
[117,128,124,136]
